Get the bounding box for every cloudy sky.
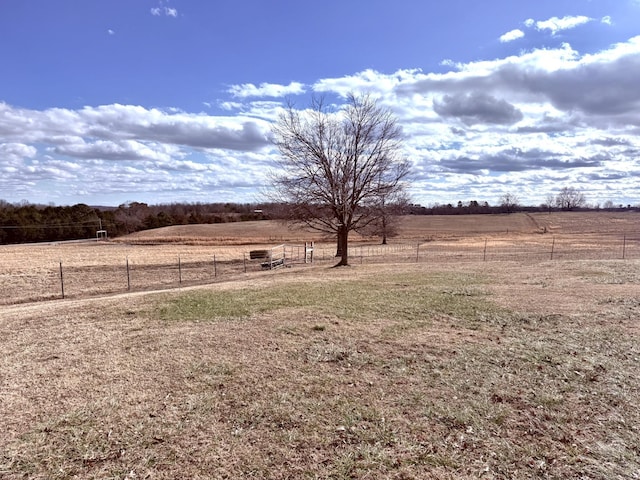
[1,0,640,207]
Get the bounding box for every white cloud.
[107,29,115,35]
[530,15,593,34]
[3,33,640,205]
[313,68,420,98]
[500,29,525,43]
[395,36,640,118]
[0,103,273,157]
[601,16,612,26]
[0,143,37,174]
[219,101,243,111]
[0,102,276,204]
[52,139,176,162]
[228,82,306,98]
[150,6,178,17]
[303,36,640,205]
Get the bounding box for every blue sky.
[1,0,640,207]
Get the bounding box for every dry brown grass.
[2,212,639,305]
[1,256,639,479]
[116,221,329,245]
[1,212,639,478]
[0,242,324,304]
[397,211,639,239]
[113,211,640,244]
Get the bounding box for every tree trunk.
[381,216,388,245]
[335,225,349,266]
[335,225,345,257]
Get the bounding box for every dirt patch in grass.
[1,260,639,479]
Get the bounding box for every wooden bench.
[261,257,285,270]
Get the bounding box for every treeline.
[0,201,283,244]
[407,200,637,215]
[408,201,533,215]
[1,199,637,245]
[0,203,111,244]
[110,201,279,234]
[409,201,501,215]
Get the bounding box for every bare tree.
[361,190,410,244]
[544,193,556,213]
[271,93,410,266]
[499,192,519,214]
[555,186,586,211]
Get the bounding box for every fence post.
[213,255,217,277]
[243,253,247,273]
[622,235,626,260]
[416,243,420,263]
[178,255,182,285]
[59,261,65,299]
[483,238,488,262]
[126,257,131,291]
[550,237,555,260]
[360,246,363,264]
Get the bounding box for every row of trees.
[414,189,634,216]
[0,203,112,244]
[0,201,271,244]
[2,190,622,246]
[500,187,587,213]
[112,201,270,234]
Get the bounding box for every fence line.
[331,233,640,264]
[1,235,638,306]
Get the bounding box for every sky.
[1,0,640,208]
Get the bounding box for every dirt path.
[0,269,294,320]
[0,260,342,321]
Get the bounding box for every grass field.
[114,211,640,243]
[1,212,639,478]
[1,212,639,305]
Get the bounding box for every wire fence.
[1,234,638,306]
[335,233,640,265]
[1,243,314,305]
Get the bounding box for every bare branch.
[270,93,410,265]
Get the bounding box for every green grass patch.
[155,272,504,326]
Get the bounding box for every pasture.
[1,212,639,479]
[2,212,639,305]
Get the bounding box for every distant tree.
[271,93,410,266]
[115,202,149,233]
[543,193,556,214]
[361,190,410,244]
[467,200,480,214]
[499,192,519,214]
[555,186,586,211]
[603,200,615,210]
